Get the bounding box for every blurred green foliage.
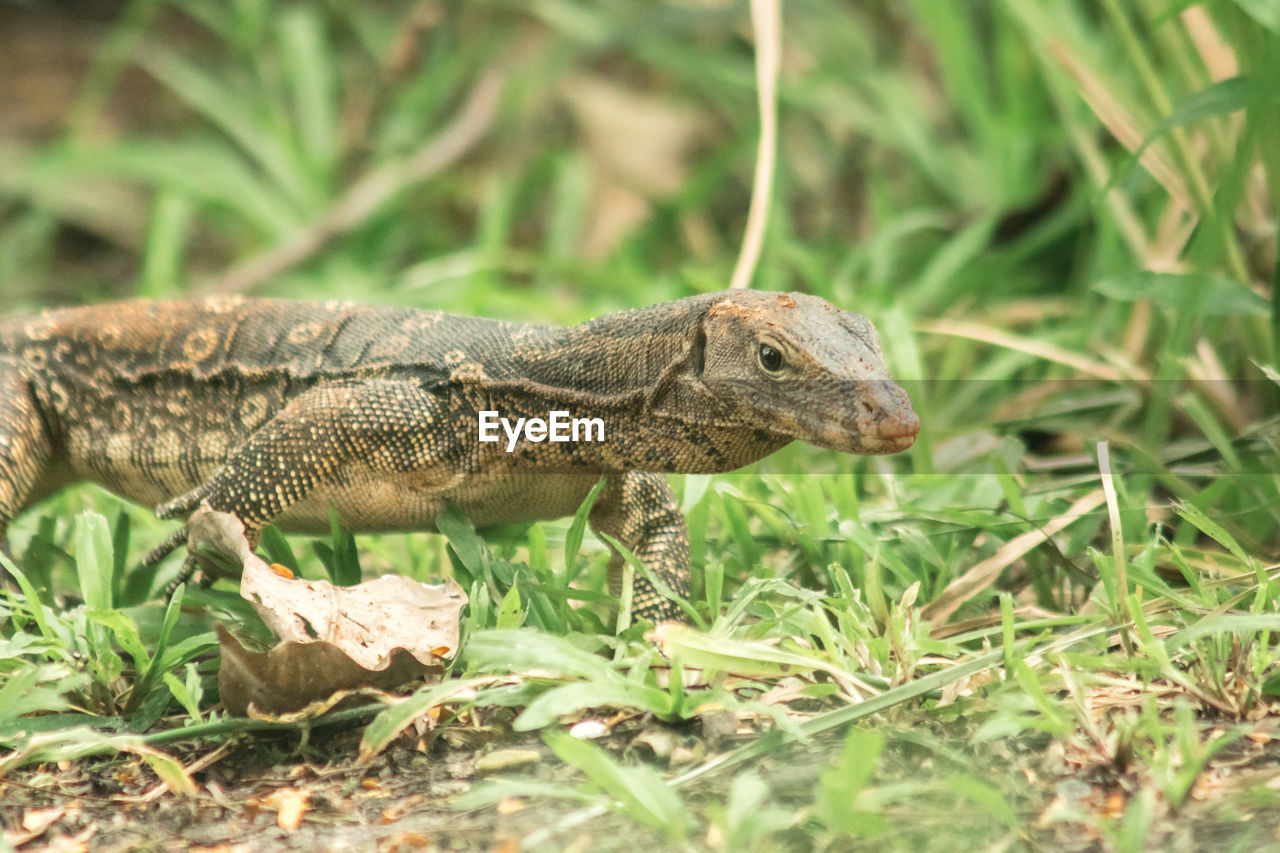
[1,1,1278,847]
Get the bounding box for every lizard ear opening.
[687,324,706,375]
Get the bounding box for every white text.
[477,410,605,452]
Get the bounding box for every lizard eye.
[758,343,784,372]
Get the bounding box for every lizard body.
[0,290,919,621]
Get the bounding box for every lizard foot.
[143,525,189,568]
[163,550,200,600]
[156,485,211,520]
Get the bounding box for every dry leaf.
[240,560,465,672]
[1100,790,1126,818]
[264,787,310,830]
[188,509,466,717]
[379,794,427,825]
[4,805,65,847]
[496,798,525,816]
[379,830,433,850]
[217,626,445,717]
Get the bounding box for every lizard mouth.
[816,417,918,454]
[864,394,919,452]
[706,378,920,456]
[813,381,920,455]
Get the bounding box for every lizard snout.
[848,380,919,453]
[873,404,920,440]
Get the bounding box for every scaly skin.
[0,290,919,622]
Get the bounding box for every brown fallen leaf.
[379,830,433,851]
[263,787,310,830]
[217,626,446,717]
[189,509,466,717]
[4,805,65,847]
[22,805,66,834]
[1100,790,1126,818]
[496,798,525,816]
[379,793,427,824]
[241,561,465,672]
[13,822,98,853]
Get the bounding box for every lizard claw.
[155,479,216,520]
[163,551,200,600]
[143,526,189,567]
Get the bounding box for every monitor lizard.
[0,290,919,622]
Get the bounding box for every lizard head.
[694,291,919,455]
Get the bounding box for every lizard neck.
[513,298,702,396]
[495,296,788,473]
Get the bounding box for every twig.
[1096,441,1131,648]
[920,489,1107,625]
[205,66,505,294]
[728,0,780,290]
[917,319,1133,382]
[136,741,234,804]
[340,0,444,158]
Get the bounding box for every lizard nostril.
[878,409,921,439]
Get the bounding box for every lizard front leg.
[145,380,450,587]
[590,470,691,623]
[0,360,54,566]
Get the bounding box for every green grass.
[1,0,1278,849]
